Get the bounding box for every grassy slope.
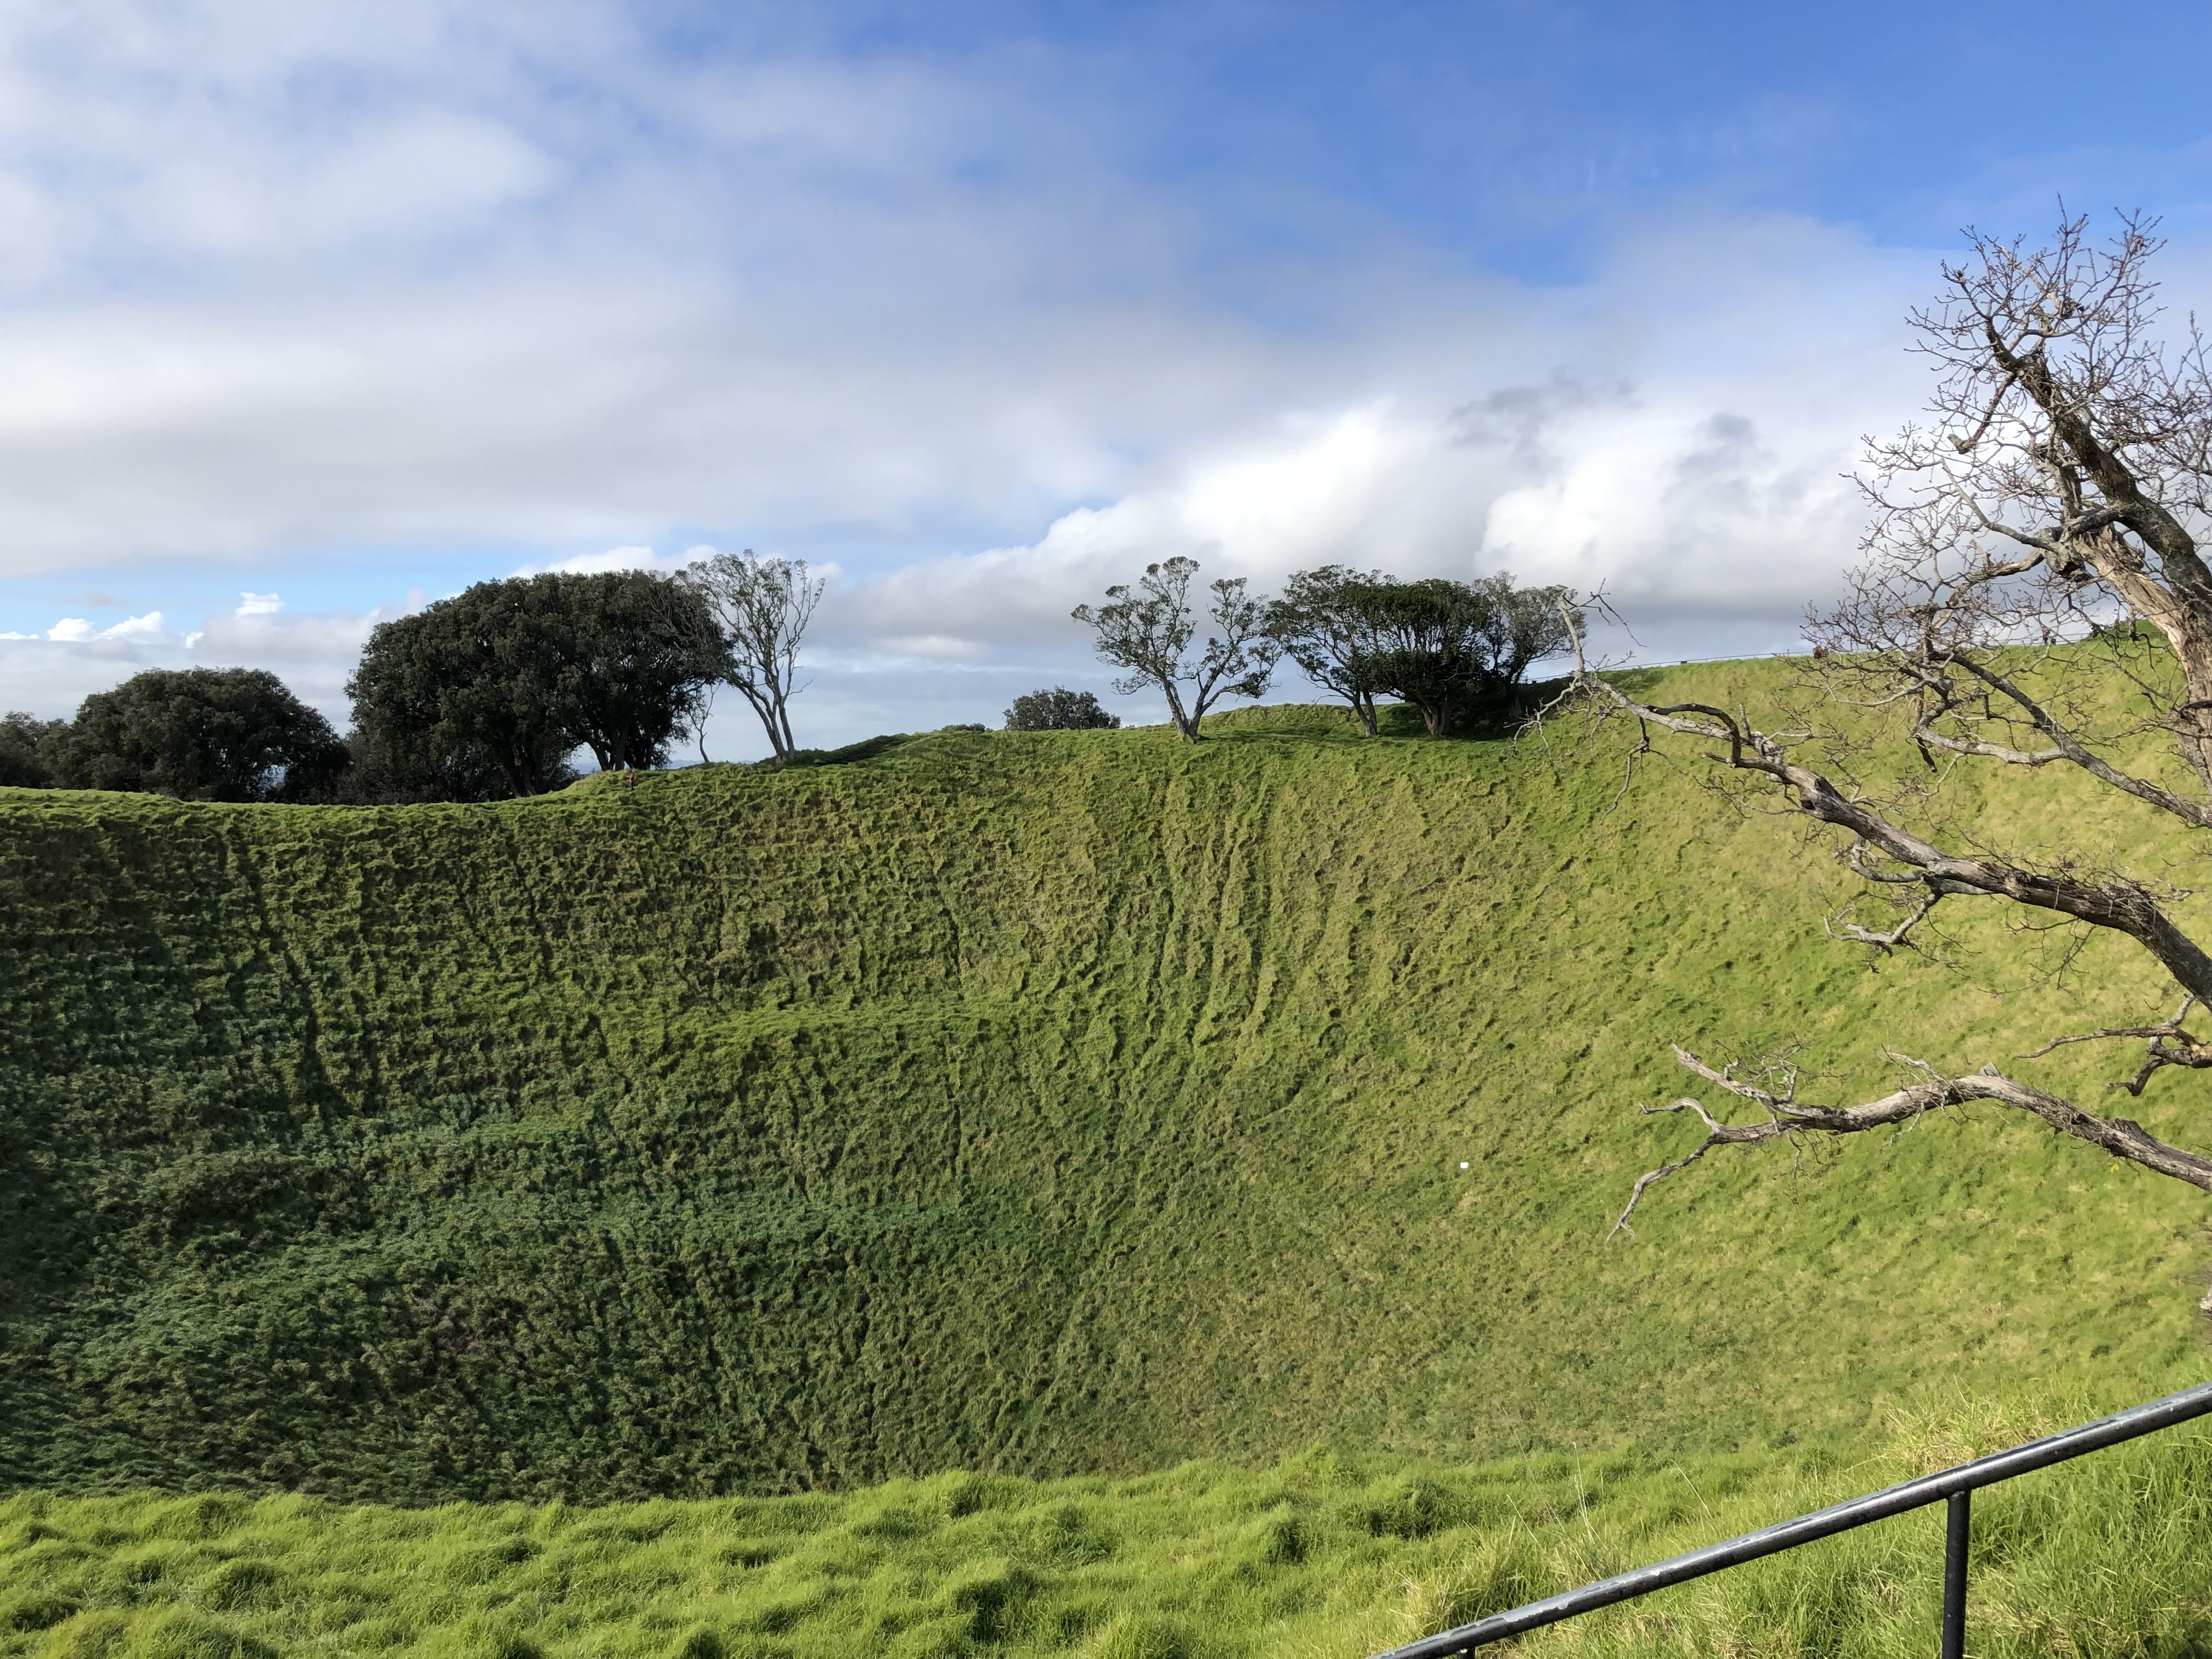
[6,1395,2212,1658]
[1,660,2207,1508]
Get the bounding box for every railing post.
[1365,1380,2212,1659]
[1940,1489,1970,1659]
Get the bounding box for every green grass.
[1,661,2208,1510]
[4,1391,2210,1657]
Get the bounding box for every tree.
[347,572,723,799]
[1271,570,1579,737]
[1071,557,1278,741]
[524,571,726,772]
[1005,687,1121,731]
[1266,565,1390,736]
[679,549,823,763]
[1354,574,1577,736]
[334,714,554,805]
[1573,214,2212,1232]
[1355,578,1499,737]
[1471,571,1581,691]
[0,712,65,788]
[44,668,348,802]
[349,581,582,799]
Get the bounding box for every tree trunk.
[1162,684,1199,742]
[2097,565,2212,789]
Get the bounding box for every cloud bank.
[0,2,1992,751]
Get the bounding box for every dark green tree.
[347,572,726,799]
[0,711,65,787]
[525,571,727,772]
[332,719,538,806]
[1004,687,1121,730]
[348,581,575,799]
[1266,565,1390,736]
[1331,573,1581,736]
[45,668,348,800]
[1353,578,1495,737]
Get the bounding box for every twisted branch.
[1611,1046,2212,1238]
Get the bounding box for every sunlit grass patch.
[6,1406,2212,1657]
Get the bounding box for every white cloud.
[45,611,165,642]
[0,601,401,723]
[134,110,558,258]
[869,635,992,663]
[194,605,393,664]
[508,544,707,578]
[828,239,1917,673]
[0,8,1977,746]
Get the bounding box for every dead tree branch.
[2018,996,2212,1095]
[1569,214,2212,1234]
[1611,1046,2212,1239]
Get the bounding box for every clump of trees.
[5,566,776,806]
[348,571,727,800]
[1005,687,1120,730]
[1269,567,1578,737]
[1071,556,1575,738]
[0,711,65,788]
[3,669,347,801]
[8,539,1576,804]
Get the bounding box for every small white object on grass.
[1459,1161,1469,1170]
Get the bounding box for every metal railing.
[1370,1379,2212,1659]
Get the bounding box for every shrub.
[1005,687,1120,731]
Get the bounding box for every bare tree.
[1073,556,1278,741]
[1569,214,2212,1237]
[681,549,825,763]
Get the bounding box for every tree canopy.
[1270,569,1578,736]
[0,712,64,789]
[347,572,725,799]
[1005,687,1121,730]
[1265,565,1390,736]
[1073,557,1277,741]
[43,668,347,802]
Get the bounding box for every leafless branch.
[1609,1097,1759,1240]
[1571,216,2212,1230]
[2018,996,2212,1094]
[1825,888,1946,952]
[1612,1047,2212,1238]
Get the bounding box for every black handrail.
[1368,1378,2212,1659]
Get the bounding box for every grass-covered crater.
[1,667,2205,1509]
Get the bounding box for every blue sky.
[4,0,2211,754]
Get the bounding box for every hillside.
[2,658,2207,1505]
